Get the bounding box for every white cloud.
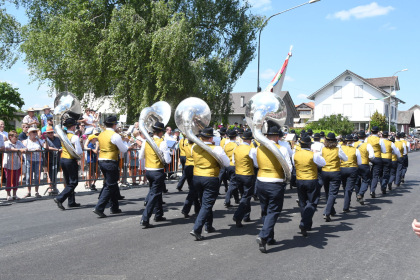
[285,75,294,82]
[327,2,394,21]
[248,0,271,11]
[260,68,276,80]
[297,93,308,100]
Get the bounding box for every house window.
[322,104,331,116]
[354,85,363,98]
[240,96,245,107]
[345,76,352,81]
[300,110,311,115]
[364,103,374,118]
[333,86,342,99]
[343,104,352,117]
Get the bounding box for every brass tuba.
[245,91,291,182]
[175,97,223,167]
[139,101,171,164]
[53,91,83,160]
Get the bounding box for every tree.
[370,111,387,132]
[15,0,262,123]
[0,1,21,68]
[306,114,354,136]
[0,82,25,130]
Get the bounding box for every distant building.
[397,105,420,134]
[294,102,315,128]
[229,90,299,128]
[307,70,405,131]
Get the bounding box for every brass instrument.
[139,101,171,164]
[245,91,291,182]
[53,91,83,160]
[175,97,223,167]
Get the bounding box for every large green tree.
[370,110,388,132]
[15,0,262,123]
[0,81,25,130]
[306,114,354,136]
[0,0,21,68]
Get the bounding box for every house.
[307,70,405,131]
[229,90,299,128]
[294,102,314,128]
[397,105,420,134]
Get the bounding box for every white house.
[307,70,405,131]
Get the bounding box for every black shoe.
[117,196,125,200]
[356,194,364,205]
[224,202,232,208]
[267,239,277,245]
[256,237,267,253]
[233,217,243,228]
[205,227,216,233]
[176,187,182,192]
[402,178,405,183]
[382,189,387,195]
[181,211,190,218]
[324,215,331,222]
[110,209,122,214]
[225,187,228,193]
[299,226,308,237]
[90,184,97,191]
[342,209,350,213]
[93,209,107,218]
[252,195,259,201]
[234,199,240,204]
[140,220,154,229]
[397,183,401,187]
[190,230,204,241]
[154,216,167,222]
[388,183,392,191]
[296,199,300,206]
[53,198,65,210]
[144,201,148,206]
[163,189,168,193]
[162,201,166,205]
[370,192,376,198]
[243,217,251,223]
[68,203,81,208]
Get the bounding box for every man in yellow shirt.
[224,129,239,207]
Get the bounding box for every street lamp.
[388,68,408,132]
[257,0,321,92]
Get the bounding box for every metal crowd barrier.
[0,147,182,195]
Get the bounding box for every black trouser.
[341,167,358,210]
[225,166,239,204]
[95,160,120,212]
[182,166,201,214]
[297,179,320,230]
[381,158,392,191]
[177,156,187,189]
[389,161,398,185]
[142,170,165,222]
[233,174,255,221]
[370,157,382,194]
[56,158,78,206]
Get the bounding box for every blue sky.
[0,0,417,111]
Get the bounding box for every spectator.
[80,108,95,135]
[44,126,62,194]
[129,130,143,185]
[85,134,99,191]
[41,116,54,133]
[91,109,100,128]
[40,105,53,127]
[164,127,175,141]
[0,120,8,141]
[18,124,29,141]
[23,127,43,198]
[3,131,26,200]
[22,108,40,128]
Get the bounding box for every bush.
[304,114,354,136]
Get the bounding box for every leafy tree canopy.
[369,110,388,132]
[306,114,354,136]
[0,81,25,130]
[13,0,262,123]
[0,0,21,68]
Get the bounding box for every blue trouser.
[290,165,296,188]
[322,171,341,216]
[370,158,382,193]
[297,179,320,230]
[389,161,398,185]
[218,167,228,190]
[381,158,392,191]
[253,167,259,196]
[95,160,120,212]
[395,157,404,185]
[233,174,255,221]
[317,167,323,189]
[402,155,408,179]
[142,170,165,222]
[358,164,371,197]
[341,167,358,210]
[257,180,286,242]
[181,166,201,215]
[225,166,239,204]
[177,156,187,189]
[56,158,78,206]
[193,176,219,234]
[26,160,40,186]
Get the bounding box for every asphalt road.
[1,152,420,280]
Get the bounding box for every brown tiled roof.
[397,111,413,124]
[365,77,398,89]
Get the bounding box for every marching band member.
[394,133,407,187]
[176,136,189,192]
[311,133,325,189]
[53,118,83,210]
[355,131,374,205]
[367,126,386,198]
[254,126,292,253]
[319,131,326,143]
[340,135,361,212]
[401,132,410,182]
[224,129,239,207]
[139,121,171,228]
[388,136,400,190]
[93,116,128,218]
[293,134,326,237]
[180,138,200,218]
[232,130,257,227]
[380,131,400,195]
[321,132,348,222]
[190,127,230,241]
[218,127,228,191]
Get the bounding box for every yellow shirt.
[358,142,370,165]
[322,147,340,172]
[394,141,404,157]
[257,144,285,179]
[192,144,219,177]
[98,130,119,161]
[179,138,188,157]
[381,139,392,160]
[224,141,238,166]
[294,149,317,180]
[145,137,164,169]
[220,138,227,148]
[367,135,381,158]
[234,144,254,176]
[185,142,194,166]
[341,145,358,168]
[61,133,75,160]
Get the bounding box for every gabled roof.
[398,110,414,125]
[296,102,314,109]
[409,104,420,111]
[365,76,399,90]
[307,70,405,104]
